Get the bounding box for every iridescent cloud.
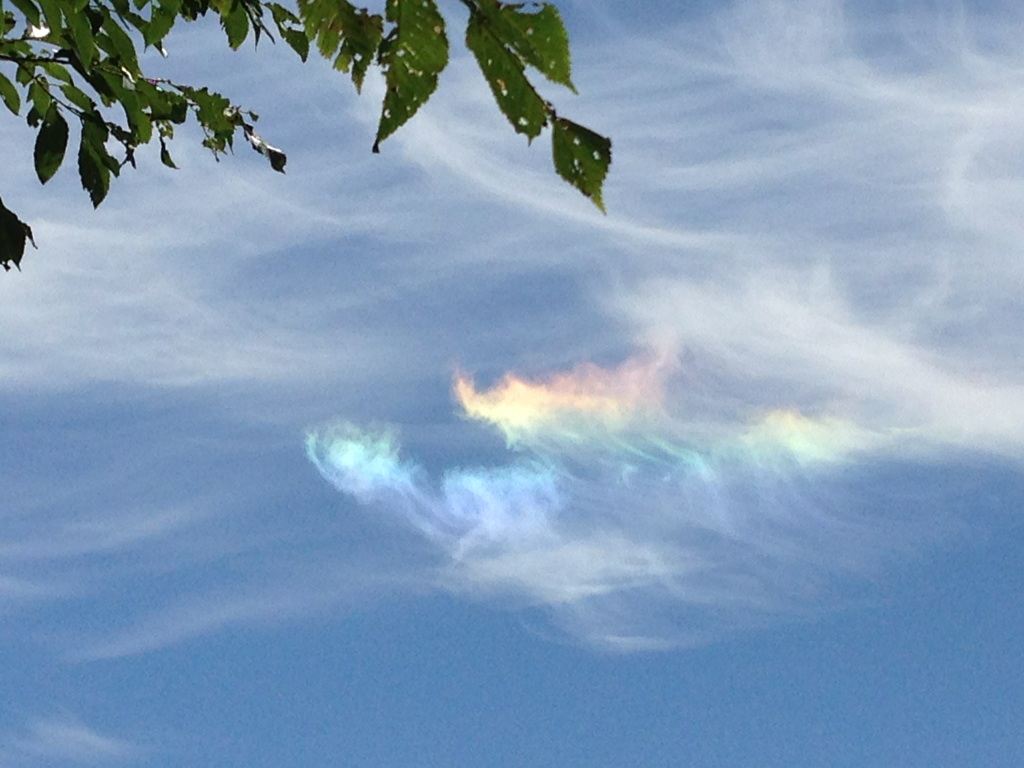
[453,351,673,447]
[307,353,929,649]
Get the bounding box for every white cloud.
[4,717,136,764]
[299,0,1024,649]
[4,0,1024,657]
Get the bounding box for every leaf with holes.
[482,2,575,92]
[372,0,448,152]
[551,116,611,212]
[298,0,384,92]
[465,6,549,141]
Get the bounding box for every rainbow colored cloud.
[307,353,914,649]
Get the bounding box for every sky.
[2,0,1024,765]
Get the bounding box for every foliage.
[0,0,611,272]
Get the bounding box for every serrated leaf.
[33,104,68,183]
[267,1,308,60]
[0,72,20,115]
[27,79,51,118]
[299,0,384,92]
[551,116,611,212]
[263,1,304,59]
[283,27,309,61]
[485,2,574,91]
[78,119,112,207]
[267,2,297,25]
[99,11,140,71]
[139,81,187,123]
[372,0,448,151]
[336,8,382,91]
[64,2,97,67]
[301,0,341,59]
[465,7,548,141]
[222,2,249,49]
[0,195,36,272]
[144,2,177,46]
[60,82,95,112]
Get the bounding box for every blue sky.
[2,0,1024,764]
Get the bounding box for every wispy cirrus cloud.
[3,0,1023,660]
[2,716,137,765]
[303,0,1024,648]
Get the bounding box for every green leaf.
[480,2,575,91]
[159,138,178,168]
[33,104,69,183]
[222,2,250,49]
[34,0,62,40]
[335,6,383,91]
[267,2,297,26]
[0,72,20,115]
[0,195,36,272]
[27,79,51,119]
[144,1,178,46]
[138,80,187,123]
[298,0,383,92]
[164,92,188,124]
[268,1,309,61]
[2,9,20,35]
[99,10,141,72]
[465,7,548,141]
[111,77,152,144]
[15,60,35,87]
[283,26,309,60]
[9,0,41,27]
[372,0,448,151]
[60,82,96,112]
[177,84,238,157]
[551,116,611,212]
[129,103,153,144]
[64,2,97,67]
[38,60,73,84]
[78,118,112,207]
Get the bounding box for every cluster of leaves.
[0,0,611,272]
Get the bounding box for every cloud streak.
[3,716,137,764]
